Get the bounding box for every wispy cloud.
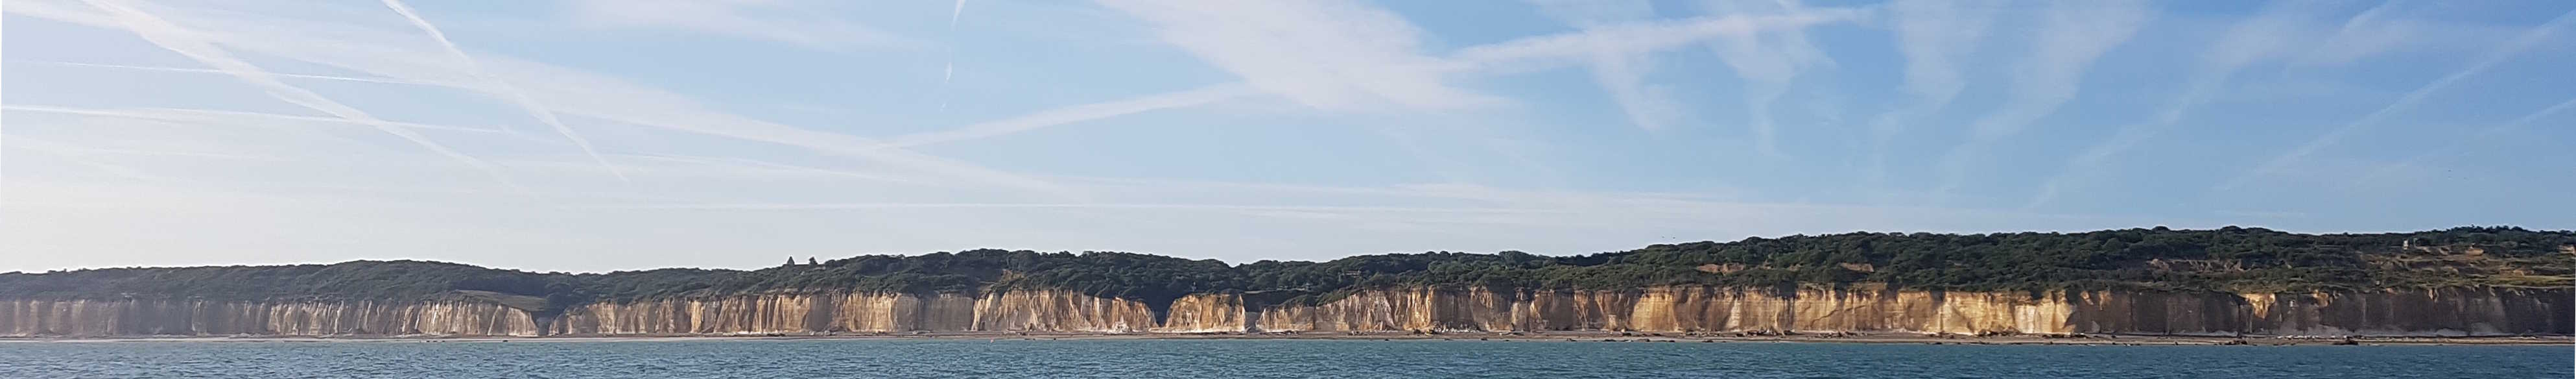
[886,84,1254,148]
[613,153,919,184]
[1582,53,1684,131]
[938,0,967,112]
[18,60,459,87]
[1095,0,1495,112]
[1495,2,1871,136]
[1087,0,1867,119]
[1699,0,1832,157]
[1861,0,1998,186]
[15,0,2557,271]
[950,0,967,30]
[1454,8,1869,71]
[382,0,626,182]
[2285,0,2485,67]
[14,1,1061,191]
[76,0,528,191]
[2025,1,2315,209]
[1930,0,2152,202]
[3,104,508,134]
[890,3,1867,153]
[2355,96,2576,183]
[2216,8,2576,191]
[1527,0,1651,29]
[1529,0,1682,131]
[563,0,912,51]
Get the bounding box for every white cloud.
[1528,0,1652,29]
[1515,1,1870,134]
[382,0,626,182]
[1583,54,1685,131]
[14,0,1067,191]
[887,1,1868,156]
[1930,0,2152,202]
[884,84,1255,148]
[1454,8,1868,71]
[1094,0,1494,112]
[21,60,458,87]
[1700,0,1832,157]
[2355,96,2576,184]
[1963,1,2153,143]
[2286,1,2499,67]
[76,0,531,193]
[2025,1,2316,209]
[950,0,967,30]
[562,0,912,51]
[2216,8,2576,191]
[3,104,507,134]
[16,0,2456,273]
[1861,0,1998,186]
[1529,0,1682,131]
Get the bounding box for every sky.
[2,0,2571,273]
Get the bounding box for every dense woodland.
[4,226,2569,313]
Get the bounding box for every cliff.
[6,226,2568,337]
[549,291,1244,335]
[6,287,2562,337]
[1252,286,2571,336]
[0,298,542,337]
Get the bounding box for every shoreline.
[7,332,2568,346]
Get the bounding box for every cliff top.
[4,226,2569,311]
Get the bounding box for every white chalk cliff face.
[1249,286,2570,336]
[0,299,543,336]
[4,287,2564,337]
[549,291,1245,334]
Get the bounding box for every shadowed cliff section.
[3,226,2570,337]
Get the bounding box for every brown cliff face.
[1251,287,2078,334]
[5,287,2564,337]
[2068,287,2574,336]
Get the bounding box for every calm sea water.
[1,339,2568,378]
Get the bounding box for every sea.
[1,339,2568,378]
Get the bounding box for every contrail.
[617,153,917,184]
[2356,96,2576,182]
[938,62,955,112]
[939,0,966,112]
[887,84,1252,148]
[3,104,508,133]
[951,0,967,30]
[20,60,455,86]
[2023,1,2308,209]
[2217,8,2576,190]
[379,0,628,182]
[82,0,532,194]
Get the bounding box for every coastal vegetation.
[4,226,2568,312]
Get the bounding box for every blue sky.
[3,0,2571,273]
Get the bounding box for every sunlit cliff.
[5,226,2568,337]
